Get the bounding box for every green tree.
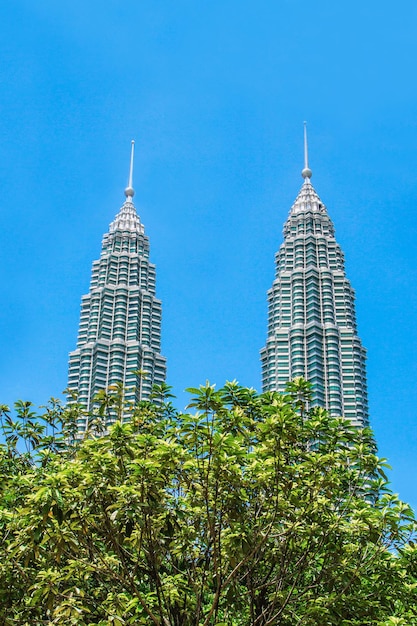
[0,381,416,625]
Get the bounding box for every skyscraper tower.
[260,126,368,426]
[68,142,166,419]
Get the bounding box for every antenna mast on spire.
[304,122,309,170]
[125,140,135,199]
[301,122,312,180]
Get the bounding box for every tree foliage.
[0,380,416,625]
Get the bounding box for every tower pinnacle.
[301,122,312,180]
[124,140,135,199]
[68,142,166,424]
[261,134,369,427]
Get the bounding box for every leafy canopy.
[1,380,416,626]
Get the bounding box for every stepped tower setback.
[68,142,166,422]
[260,126,368,426]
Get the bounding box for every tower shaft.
[67,146,166,428]
[261,154,368,426]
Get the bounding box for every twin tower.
[68,130,369,429]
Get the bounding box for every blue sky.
[0,1,416,509]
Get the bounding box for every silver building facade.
[260,130,368,426]
[68,143,166,418]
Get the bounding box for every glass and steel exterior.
[260,168,368,427]
[67,146,166,424]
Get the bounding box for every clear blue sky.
[0,1,416,509]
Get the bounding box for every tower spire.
[124,140,135,199]
[301,122,312,180]
[67,141,166,421]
